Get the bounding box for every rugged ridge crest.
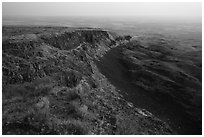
[2,27,173,135]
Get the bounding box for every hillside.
[2,26,173,135]
[96,34,202,134]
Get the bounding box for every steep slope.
[2,27,172,135]
[96,35,202,134]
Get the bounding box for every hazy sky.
[3,2,201,19]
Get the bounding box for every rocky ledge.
[2,27,173,135]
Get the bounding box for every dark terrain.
[2,26,174,135]
[96,35,202,134]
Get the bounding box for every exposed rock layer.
[3,27,173,135]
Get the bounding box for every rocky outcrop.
[2,27,173,135]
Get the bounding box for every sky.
[2,2,202,19]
